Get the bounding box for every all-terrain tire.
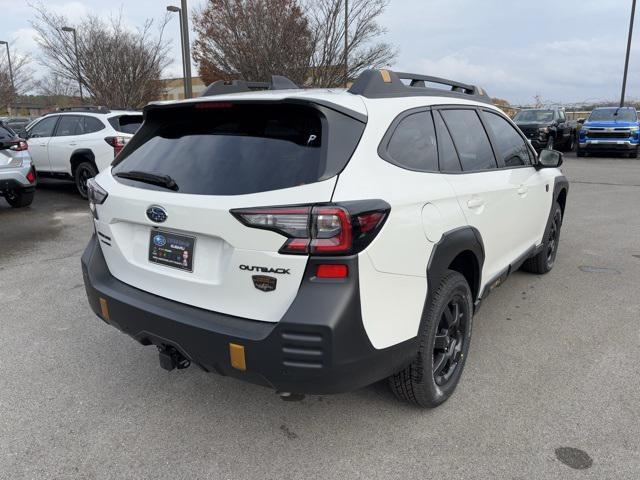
[74,161,98,199]
[4,188,34,208]
[522,202,563,274]
[389,270,473,408]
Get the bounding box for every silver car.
[0,122,36,208]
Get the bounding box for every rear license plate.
[148,230,195,272]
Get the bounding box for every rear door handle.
[517,185,528,196]
[467,197,485,209]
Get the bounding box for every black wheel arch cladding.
[426,226,485,304]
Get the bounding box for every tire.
[546,135,555,150]
[629,148,638,159]
[3,188,34,208]
[577,149,586,157]
[566,133,576,152]
[74,161,98,199]
[389,270,473,408]
[522,202,562,274]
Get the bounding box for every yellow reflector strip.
[229,343,246,371]
[380,69,392,83]
[99,297,110,321]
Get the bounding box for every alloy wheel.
[433,296,467,386]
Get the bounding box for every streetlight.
[167,6,189,99]
[620,0,636,107]
[344,0,349,87]
[0,41,15,112]
[61,26,84,103]
[0,41,15,93]
[167,2,193,98]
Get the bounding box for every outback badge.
[252,275,277,292]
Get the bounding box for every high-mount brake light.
[195,102,234,110]
[232,202,390,256]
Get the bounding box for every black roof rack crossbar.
[56,105,111,114]
[201,75,299,97]
[348,69,491,103]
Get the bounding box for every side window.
[433,111,461,172]
[83,116,106,134]
[440,109,497,171]
[55,116,82,136]
[558,110,566,122]
[385,110,438,171]
[28,116,58,138]
[483,111,532,167]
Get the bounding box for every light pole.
[344,0,349,87]
[621,0,636,107]
[180,0,193,98]
[62,26,84,103]
[0,41,15,95]
[0,41,15,114]
[167,6,189,99]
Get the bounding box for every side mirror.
[577,118,585,125]
[538,149,563,168]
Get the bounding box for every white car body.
[81,70,568,403]
[25,109,142,195]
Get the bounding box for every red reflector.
[316,264,348,279]
[26,169,36,184]
[195,102,234,109]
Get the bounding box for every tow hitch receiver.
[158,345,191,371]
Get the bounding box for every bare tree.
[30,3,171,108]
[306,0,396,87]
[0,45,33,113]
[192,0,313,86]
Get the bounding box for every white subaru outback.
[81,70,568,407]
[25,107,142,198]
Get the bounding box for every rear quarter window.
[112,103,365,196]
[109,115,143,134]
[381,110,438,172]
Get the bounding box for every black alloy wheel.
[433,296,468,386]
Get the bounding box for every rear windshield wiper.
[115,170,179,191]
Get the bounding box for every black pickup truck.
[513,108,577,151]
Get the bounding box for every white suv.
[81,70,568,407]
[25,107,142,198]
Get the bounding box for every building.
[159,77,207,101]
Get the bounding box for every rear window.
[112,103,365,196]
[108,115,143,134]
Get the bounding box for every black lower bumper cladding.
[81,235,417,394]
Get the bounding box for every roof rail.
[348,69,491,103]
[201,75,299,97]
[56,106,111,114]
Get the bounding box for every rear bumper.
[81,235,417,394]
[0,161,35,190]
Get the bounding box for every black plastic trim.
[81,235,417,394]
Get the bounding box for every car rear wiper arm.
[114,170,179,191]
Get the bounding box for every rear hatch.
[94,99,365,322]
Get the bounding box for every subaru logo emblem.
[146,205,167,223]
[153,234,166,247]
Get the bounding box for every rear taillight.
[104,136,128,157]
[9,140,28,151]
[87,178,108,219]
[232,201,390,256]
[26,168,36,184]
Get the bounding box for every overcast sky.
[0,0,638,104]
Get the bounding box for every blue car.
[578,107,639,158]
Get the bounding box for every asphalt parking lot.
[1,153,639,479]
